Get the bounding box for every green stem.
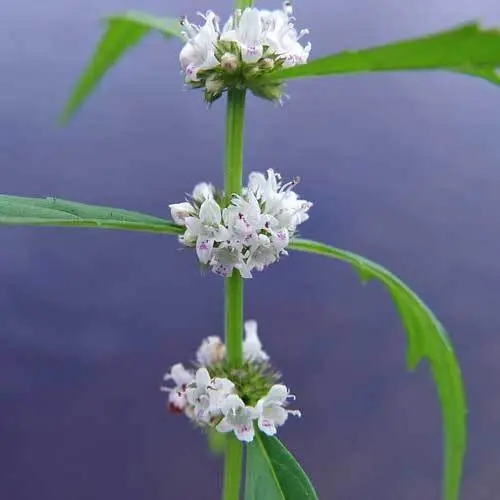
[235,0,253,9]
[224,87,246,368]
[222,88,246,500]
[223,436,244,500]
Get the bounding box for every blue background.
[1,0,500,498]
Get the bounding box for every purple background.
[1,0,500,498]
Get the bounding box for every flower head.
[161,321,300,442]
[178,2,311,103]
[172,170,311,278]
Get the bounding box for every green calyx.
[189,41,287,104]
[207,360,281,407]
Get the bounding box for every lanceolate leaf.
[272,23,500,87]
[0,195,183,235]
[245,431,318,500]
[60,11,181,123]
[288,238,466,500]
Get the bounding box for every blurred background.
[1,0,500,498]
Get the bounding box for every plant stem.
[222,88,246,500]
[223,435,244,500]
[224,87,246,368]
[235,0,253,9]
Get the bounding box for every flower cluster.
[169,169,312,278]
[179,2,311,103]
[161,320,301,442]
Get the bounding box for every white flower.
[255,384,301,436]
[161,363,194,413]
[210,377,235,413]
[172,169,311,278]
[216,394,258,442]
[185,367,213,421]
[196,336,226,366]
[221,8,264,63]
[185,368,234,422]
[169,202,196,226]
[178,3,311,84]
[185,197,229,264]
[223,192,264,244]
[243,320,269,362]
[179,11,220,81]
[261,2,311,67]
[192,182,215,203]
[211,243,253,279]
[248,169,312,231]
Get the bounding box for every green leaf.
[245,430,318,500]
[60,11,181,123]
[0,195,183,234]
[271,23,500,87]
[288,238,466,500]
[206,428,227,456]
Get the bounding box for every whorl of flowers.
[169,169,312,278]
[161,320,301,442]
[179,1,311,103]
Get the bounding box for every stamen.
[297,28,309,41]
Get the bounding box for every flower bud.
[169,202,195,225]
[220,52,239,73]
[196,336,227,366]
[259,57,275,70]
[205,75,224,95]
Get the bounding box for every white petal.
[169,202,195,226]
[243,320,269,361]
[213,377,235,394]
[271,228,289,250]
[180,228,197,246]
[212,262,234,277]
[168,391,187,412]
[192,182,214,202]
[266,384,289,404]
[196,237,214,264]
[238,8,262,47]
[170,363,194,386]
[258,417,277,436]
[234,422,255,442]
[196,336,226,366]
[221,394,245,415]
[264,405,289,426]
[184,216,203,235]
[237,263,253,279]
[216,417,233,433]
[199,198,222,225]
[195,367,211,388]
[214,225,230,242]
[241,44,263,63]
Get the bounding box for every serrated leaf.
[60,11,181,123]
[271,23,500,87]
[245,431,318,500]
[0,195,183,234]
[288,238,466,500]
